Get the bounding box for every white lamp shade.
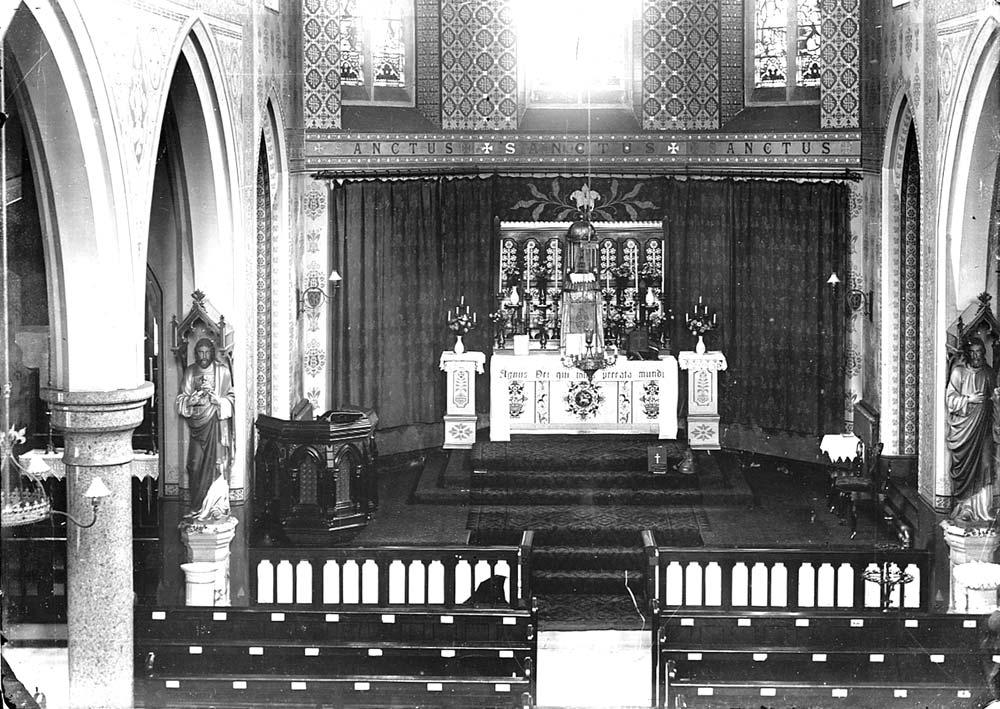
[328,270,342,283]
[826,272,841,286]
[23,455,52,476]
[83,476,111,500]
[820,433,861,463]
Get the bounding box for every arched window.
[516,0,637,108]
[746,0,821,104]
[339,0,414,105]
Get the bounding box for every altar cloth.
[489,353,678,441]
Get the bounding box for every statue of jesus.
[177,337,235,520]
[947,337,996,524]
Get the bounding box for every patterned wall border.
[302,131,861,174]
[719,0,744,125]
[416,0,442,127]
[255,142,273,415]
[819,0,861,130]
[440,0,517,131]
[641,0,722,131]
[846,181,865,431]
[301,180,330,412]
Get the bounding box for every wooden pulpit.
[253,408,378,546]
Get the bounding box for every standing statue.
[947,337,997,524]
[177,337,235,520]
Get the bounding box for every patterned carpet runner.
[466,436,719,630]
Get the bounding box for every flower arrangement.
[685,297,717,336]
[488,309,507,325]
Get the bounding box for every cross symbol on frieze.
[654,453,661,464]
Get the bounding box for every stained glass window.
[750,0,821,102]
[795,0,821,86]
[339,0,413,104]
[754,0,787,88]
[516,0,635,107]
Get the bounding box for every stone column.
[439,350,486,449]
[42,384,153,709]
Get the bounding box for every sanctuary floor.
[356,442,884,549]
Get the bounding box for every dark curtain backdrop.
[330,178,495,429]
[328,176,846,437]
[664,179,847,435]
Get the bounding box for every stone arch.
[934,8,1000,509]
[145,23,244,503]
[5,2,134,391]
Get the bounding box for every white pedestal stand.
[678,350,728,450]
[439,350,486,449]
[941,520,1000,612]
[179,515,238,606]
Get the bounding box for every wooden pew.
[136,539,536,708]
[652,609,992,708]
[136,606,536,708]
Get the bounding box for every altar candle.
[713,312,717,324]
[460,295,465,305]
[473,312,477,324]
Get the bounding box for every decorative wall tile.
[440,0,517,131]
[899,140,920,456]
[719,0,744,125]
[642,0,721,131]
[819,0,861,129]
[416,0,442,127]
[303,0,340,130]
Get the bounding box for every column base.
[443,414,477,449]
[940,521,1000,613]
[179,515,238,606]
[687,415,721,450]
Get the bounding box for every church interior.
[1,0,1000,707]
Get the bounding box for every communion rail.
[250,532,534,609]
[642,533,932,613]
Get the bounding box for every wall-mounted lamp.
[49,475,112,529]
[298,270,342,316]
[827,272,873,321]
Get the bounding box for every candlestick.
[460,295,465,305]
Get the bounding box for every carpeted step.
[471,486,702,506]
[471,437,687,472]
[472,469,698,490]
[534,569,646,596]
[535,593,650,631]
[533,545,646,572]
[470,525,702,548]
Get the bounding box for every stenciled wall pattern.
[440,0,518,130]
[642,0,722,130]
[819,0,861,129]
[302,0,340,130]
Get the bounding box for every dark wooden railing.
[250,532,534,610]
[643,533,931,612]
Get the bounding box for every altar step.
[472,485,702,506]
[470,436,686,472]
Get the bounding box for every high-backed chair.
[833,440,883,538]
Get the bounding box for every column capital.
[41,383,153,466]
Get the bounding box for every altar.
[489,352,678,441]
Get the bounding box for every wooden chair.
[833,440,883,538]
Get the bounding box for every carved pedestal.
[941,520,1000,613]
[678,350,728,450]
[440,350,486,449]
[179,515,238,606]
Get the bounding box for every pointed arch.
[879,92,917,458]
[5,2,134,391]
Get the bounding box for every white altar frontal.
[489,353,678,441]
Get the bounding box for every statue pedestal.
[678,350,728,450]
[179,515,238,606]
[439,350,486,449]
[941,520,1000,612]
